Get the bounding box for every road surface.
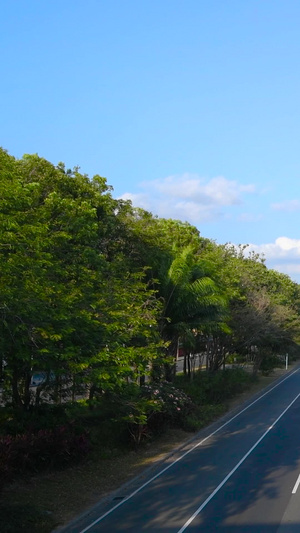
[58,366,300,532]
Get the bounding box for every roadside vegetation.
[1,147,300,531]
[0,366,291,533]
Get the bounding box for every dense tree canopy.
[1,147,299,407]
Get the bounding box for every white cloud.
[204,176,242,205]
[240,184,257,193]
[271,199,300,212]
[156,200,221,222]
[246,237,300,259]
[244,237,300,282]
[119,173,256,224]
[146,174,254,206]
[120,192,150,210]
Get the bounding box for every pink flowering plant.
[142,382,193,417]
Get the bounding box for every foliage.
[0,148,162,406]
[0,404,69,436]
[260,354,285,376]
[1,146,300,460]
[140,381,195,433]
[0,423,90,493]
[182,404,226,432]
[175,368,257,405]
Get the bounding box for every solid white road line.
[79,368,299,533]
[292,473,300,494]
[176,391,300,532]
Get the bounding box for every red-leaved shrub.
[0,424,90,491]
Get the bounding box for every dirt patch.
[1,365,297,531]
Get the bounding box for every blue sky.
[2,1,300,281]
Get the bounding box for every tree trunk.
[183,354,187,375]
[11,368,23,408]
[23,371,31,409]
[88,383,96,409]
[35,386,41,407]
[187,354,191,379]
[164,361,175,382]
[252,355,262,376]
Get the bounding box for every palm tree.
[158,245,227,380]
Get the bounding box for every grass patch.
[182,404,227,432]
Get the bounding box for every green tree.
[0,149,162,407]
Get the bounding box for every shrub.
[0,423,90,492]
[135,382,195,440]
[0,404,69,436]
[260,355,284,375]
[175,368,256,405]
[141,381,194,424]
[106,381,196,447]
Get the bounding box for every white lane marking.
[79,368,299,533]
[292,473,300,494]
[177,391,300,533]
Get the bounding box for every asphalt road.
[59,367,300,533]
